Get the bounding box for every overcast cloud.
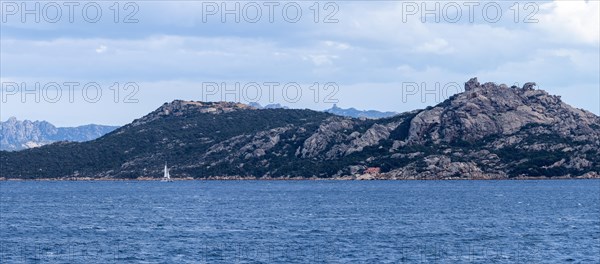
[1,0,598,126]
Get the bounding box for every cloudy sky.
[1,0,598,126]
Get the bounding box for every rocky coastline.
[2,171,598,181]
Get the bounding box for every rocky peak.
[159,100,255,114]
[465,78,536,92]
[131,100,257,126]
[407,78,600,143]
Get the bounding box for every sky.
[1,0,599,127]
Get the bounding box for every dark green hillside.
[0,104,333,179]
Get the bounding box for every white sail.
[163,163,172,181]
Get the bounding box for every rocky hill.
[1,78,598,180]
[0,117,118,151]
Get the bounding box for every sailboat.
[162,162,173,182]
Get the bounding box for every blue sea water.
[0,180,599,263]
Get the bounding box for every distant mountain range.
[2,78,598,180]
[0,117,118,151]
[324,104,397,119]
[248,102,290,110]
[250,102,397,119]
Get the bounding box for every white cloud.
[476,48,599,84]
[304,54,339,66]
[324,40,351,50]
[95,45,108,53]
[536,0,600,45]
[414,38,453,54]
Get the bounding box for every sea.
[1,180,599,263]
